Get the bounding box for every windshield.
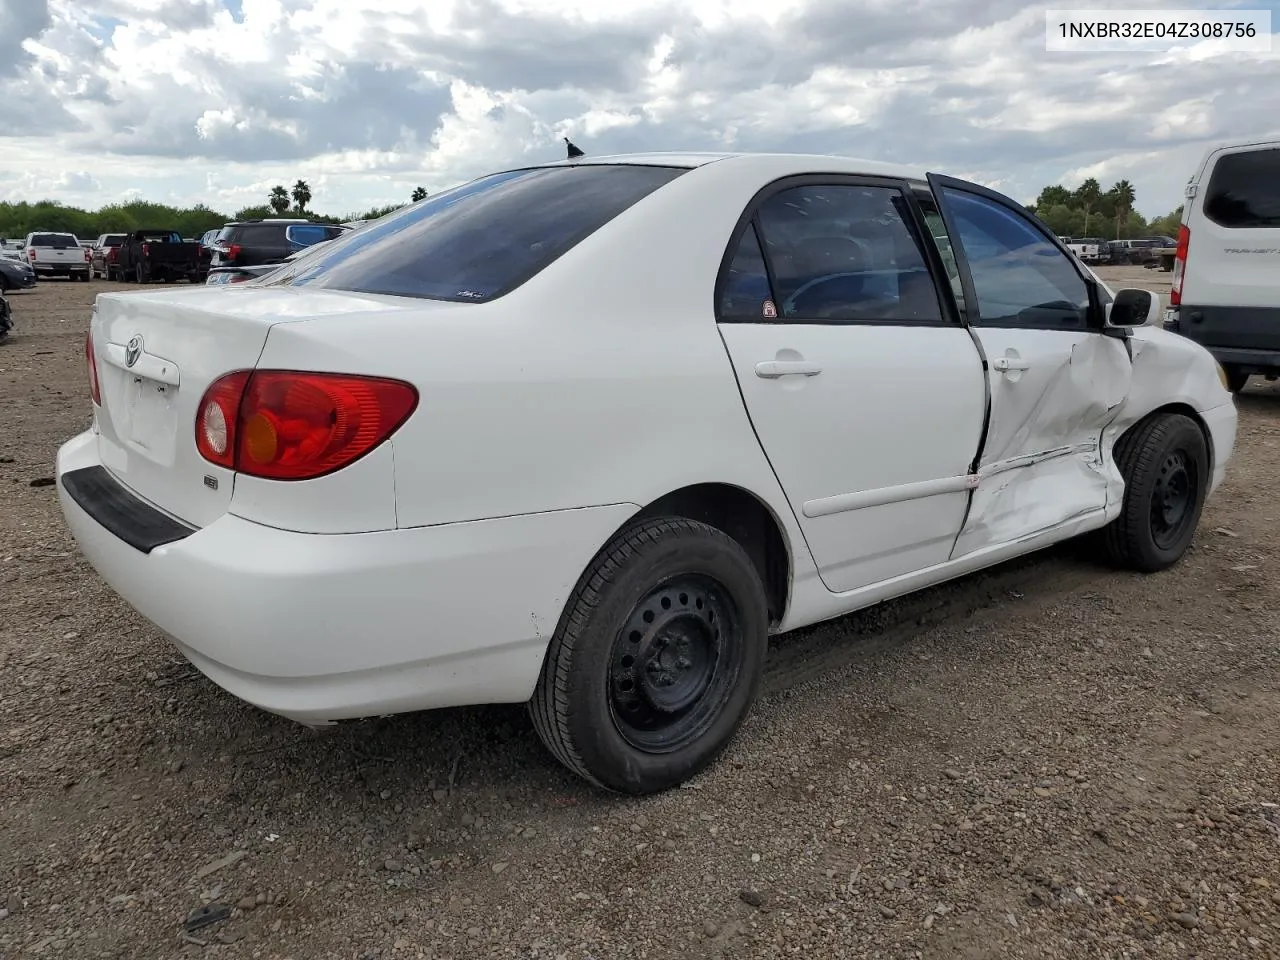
[275,164,688,302]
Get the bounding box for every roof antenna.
[564,137,585,159]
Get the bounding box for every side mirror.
[1106,288,1161,329]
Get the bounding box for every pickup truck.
[1059,237,1106,264]
[24,232,90,281]
[114,229,202,284]
[90,233,127,280]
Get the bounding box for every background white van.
[1164,136,1280,393]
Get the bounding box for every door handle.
[991,357,1031,372]
[755,360,823,379]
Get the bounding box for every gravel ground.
[2,270,1279,960]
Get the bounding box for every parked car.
[209,219,347,270]
[90,234,127,280]
[114,229,203,284]
[195,228,220,280]
[0,254,37,292]
[1164,136,1280,393]
[57,153,1237,795]
[25,231,90,281]
[1060,237,1106,263]
[205,241,328,286]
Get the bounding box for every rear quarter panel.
[250,159,835,599]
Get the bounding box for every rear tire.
[1223,365,1250,394]
[1099,413,1209,573]
[529,517,769,794]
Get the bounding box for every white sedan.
[56,152,1237,794]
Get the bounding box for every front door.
[716,178,987,595]
[924,175,1133,558]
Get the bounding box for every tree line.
[1028,177,1183,240]
[0,183,432,243]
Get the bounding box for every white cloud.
[0,0,1274,217]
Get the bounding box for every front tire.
[1100,413,1209,572]
[529,517,769,794]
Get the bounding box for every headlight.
[1216,362,1229,391]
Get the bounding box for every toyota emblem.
[125,336,142,368]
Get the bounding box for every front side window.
[1203,148,1280,228]
[280,164,688,302]
[751,184,943,324]
[938,188,1090,329]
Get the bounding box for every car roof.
[521,151,928,182]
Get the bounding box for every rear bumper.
[1165,305,1280,372]
[1205,347,1280,372]
[32,263,88,275]
[56,429,637,724]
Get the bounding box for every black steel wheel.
[530,517,769,794]
[1099,412,1209,572]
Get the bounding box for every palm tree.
[291,179,312,213]
[1075,178,1100,235]
[268,185,289,215]
[411,186,428,202]
[1110,179,1135,239]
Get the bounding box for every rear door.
[716,177,987,595]
[925,175,1132,558]
[1177,143,1280,350]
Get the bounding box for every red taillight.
[84,247,91,262]
[107,248,117,263]
[141,243,150,257]
[27,248,36,260]
[85,332,101,406]
[1170,224,1190,306]
[194,371,249,469]
[195,371,418,480]
[220,243,242,261]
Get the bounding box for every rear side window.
[1203,148,1280,228]
[285,165,687,302]
[234,224,285,244]
[285,224,335,249]
[30,234,78,248]
[752,184,943,324]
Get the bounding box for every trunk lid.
[90,286,410,528]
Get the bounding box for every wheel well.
[631,483,791,624]
[1116,403,1214,471]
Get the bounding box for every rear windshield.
[1204,148,1280,229]
[30,234,78,248]
[103,235,126,246]
[139,231,183,243]
[281,164,688,302]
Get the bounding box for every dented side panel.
[951,328,1133,558]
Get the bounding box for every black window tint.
[31,233,77,248]
[285,165,687,302]
[718,224,774,320]
[939,188,1089,329]
[1204,148,1280,228]
[237,225,282,244]
[753,185,942,323]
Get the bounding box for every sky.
[0,0,1277,218]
